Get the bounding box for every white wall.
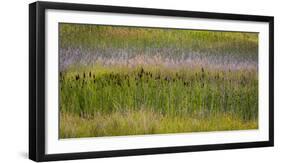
[0,0,279,162]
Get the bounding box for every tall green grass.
[60,65,258,120]
[59,23,258,138]
[59,65,258,138]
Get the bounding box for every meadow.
[59,23,258,138]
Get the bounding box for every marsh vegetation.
[59,24,258,138]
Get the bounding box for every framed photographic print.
[29,1,274,162]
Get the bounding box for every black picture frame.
[29,1,274,162]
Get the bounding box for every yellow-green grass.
[59,23,258,58]
[59,65,258,138]
[60,109,258,138]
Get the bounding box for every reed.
[59,23,258,138]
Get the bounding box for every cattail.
[75,75,80,81]
[164,76,170,82]
[216,73,220,79]
[140,67,144,74]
